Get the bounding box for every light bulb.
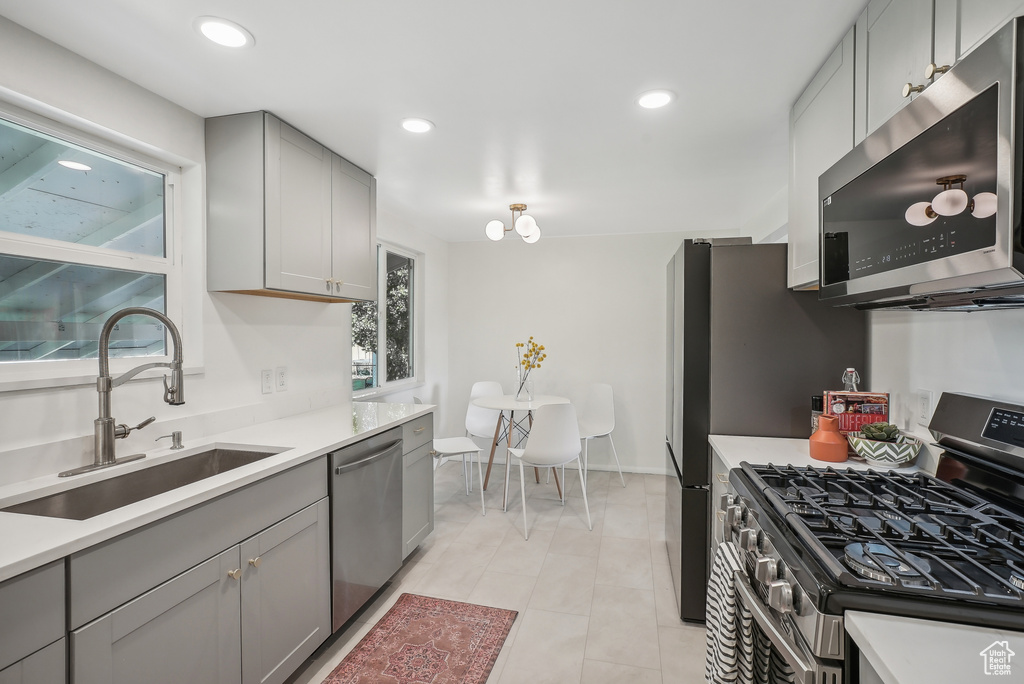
[637,90,674,109]
[515,214,537,237]
[194,17,254,48]
[485,220,506,241]
[905,202,937,226]
[523,226,541,244]
[971,192,997,219]
[401,118,434,133]
[931,188,969,216]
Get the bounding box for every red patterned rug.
[321,593,518,684]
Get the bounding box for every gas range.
[719,393,1024,681]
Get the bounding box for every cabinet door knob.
[335,281,343,292]
[902,82,925,98]
[325,279,333,291]
[227,568,242,580]
[249,556,262,568]
[925,63,951,79]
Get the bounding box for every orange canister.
[809,414,849,462]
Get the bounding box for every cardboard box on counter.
[824,391,889,436]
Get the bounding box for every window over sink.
[351,244,417,393]
[0,105,182,376]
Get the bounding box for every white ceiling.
[0,1,867,243]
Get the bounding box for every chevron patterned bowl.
[847,432,923,467]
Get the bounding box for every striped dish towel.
[705,542,796,684]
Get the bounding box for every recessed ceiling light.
[194,16,254,48]
[637,90,675,109]
[401,118,434,133]
[58,160,91,171]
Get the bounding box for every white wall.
[868,309,1024,472]
[447,232,684,473]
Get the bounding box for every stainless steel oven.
[710,393,1024,683]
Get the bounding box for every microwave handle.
[733,572,817,684]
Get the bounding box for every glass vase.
[515,369,534,401]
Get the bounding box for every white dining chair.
[504,403,592,540]
[430,437,486,515]
[578,383,625,488]
[465,381,503,440]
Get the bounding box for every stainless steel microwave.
[818,16,1024,310]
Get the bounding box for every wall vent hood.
[817,17,1024,311]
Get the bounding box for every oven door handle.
[733,572,816,684]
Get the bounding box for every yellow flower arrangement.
[516,336,547,398]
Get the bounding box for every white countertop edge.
[0,402,434,584]
[847,611,1024,684]
[709,434,921,475]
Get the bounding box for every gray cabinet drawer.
[69,457,326,629]
[0,638,65,684]
[402,414,433,453]
[0,561,64,671]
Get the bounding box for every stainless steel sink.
[1,447,281,520]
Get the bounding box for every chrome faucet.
[60,307,185,477]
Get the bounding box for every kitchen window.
[0,106,181,383]
[351,245,417,393]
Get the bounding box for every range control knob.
[754,557,778,584]
[719,493,735,510]
[768,580,794,614]
[725,505,742,527]
[738,528,758,553]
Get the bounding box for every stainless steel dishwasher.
[329,427,403,631]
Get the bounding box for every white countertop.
[709,434,921,474]
[0,401,432,584]
[848,611,1024,683]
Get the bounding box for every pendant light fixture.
[485,203,541,243]
[905,174,997,226]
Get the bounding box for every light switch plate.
[917,389,934,426]
[276,366,288,391]
[261,369,274,394]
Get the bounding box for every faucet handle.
[163,375,177,404]
[113,416,156,440]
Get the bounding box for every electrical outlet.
[276,366,288,391]
[261,369,274,394]
[917,389,934,426]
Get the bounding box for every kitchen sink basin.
[1,447,283,520]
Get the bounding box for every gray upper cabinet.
[207,111,377,303]
[854,0,935,144]
[944,0,1024,59]
[788,27,856,289]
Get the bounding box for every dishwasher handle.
[334,439,403,475]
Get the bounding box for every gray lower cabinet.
[0,560,65,684]
[68,458,330,684]
[72,499,329,684]
[240,498,330,684]
[0,640,66,684]
[71,547,242,684]
[402,414,434,558]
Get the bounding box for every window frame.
[352,241,422,398]
[0,101,185,391]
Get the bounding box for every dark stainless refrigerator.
[664,239,866,622]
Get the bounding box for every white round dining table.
[472,394,569,500]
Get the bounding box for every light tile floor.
[288,461,707,684]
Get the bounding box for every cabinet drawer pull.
[715,473,729,484]
[902,82,925,98]
[413,426,426,434]
[227,568,242,580]
[716,510,725,522]
[249,556,262,568]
